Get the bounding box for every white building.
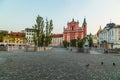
[92,35,98,47]
[50,34,63,46]
[25,28,34,45]
[99,23,120,49]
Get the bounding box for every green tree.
[63,40,68,48]
[33,15,44,47]
[89,37,93,47]
[78,37,88,48]
[33,15,53,47]
[70,39,77,47]
[40,34,45,46]
[78,41,83,48]
[33,34,37,46]
[0,30,8,42]
[45,19,53,46]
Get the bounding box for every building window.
[112,31,113,36]
[72,26,74,30]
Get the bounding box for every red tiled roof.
[10,31,25,37]
[53,34,63,38]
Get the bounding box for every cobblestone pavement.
[0,48,120,80]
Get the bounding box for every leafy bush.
[70,39,77,47]
[63,40,68,48]
[78,41,83,48]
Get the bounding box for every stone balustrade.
[25,46,52,52]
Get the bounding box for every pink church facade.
[63,18,87,42]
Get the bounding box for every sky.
[0,0,120,34]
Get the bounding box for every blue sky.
[0,0,120,34]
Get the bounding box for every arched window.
[72,26,74,30]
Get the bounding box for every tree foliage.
[33,15,53,47]
[78,41,83,48]
[63,40,68,48]
[70,39,77,47]
[45,19,53,46]
[77,36,93,48]
[88,37,93,47]
[0,31,8,42]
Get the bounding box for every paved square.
[0,48,120,80]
